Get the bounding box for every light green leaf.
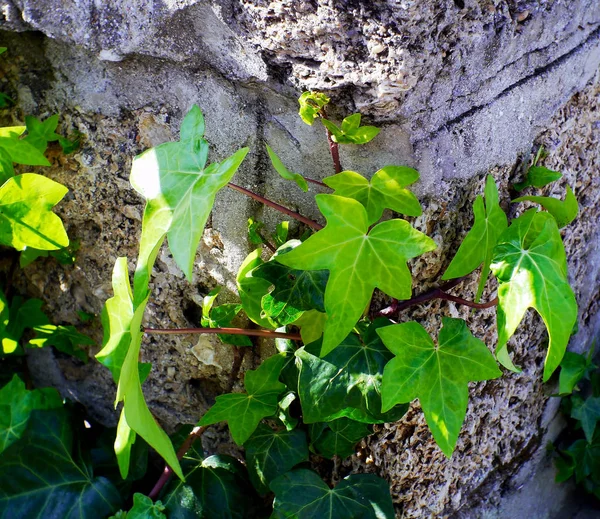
[266,144,308,192]
[199,354,286,444]
[131,104,248,290]
[29,324,93,362]
[114,410,137,480]
[0,135,50,166]
[271,469,395,519]
[201,287,251,346]
[276,194,436,355]
[274,221,289,248]
[247,217,266,245]
[236,248,276,329]
[111,494,166,519]
[0,375,62,454]
[0,173,69,251]
[514,165,562,191]
[378,318,501,456]
[310,418,371,458]
[293,310,327,344]
[0,126,25,138]
[572,396,600,443]
[276,391,298,431]
[559,352,591,395]
[0,147,14,184]
[295,319,407,424]
[324,166,421,224]
[491,209,578,381]
[97,258,182,480]
[23,115,60,152]
[442,175,508,301]
[0,408,122,518]
[298,92,330,125]
[244,423,308,494]
[321,116,380,145]
[512,185,578,228]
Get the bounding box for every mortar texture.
[0,1,599,517]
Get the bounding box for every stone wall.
[1,1,599,517]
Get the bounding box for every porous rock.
[1,1,599,517]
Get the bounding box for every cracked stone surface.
[1,1,599,517]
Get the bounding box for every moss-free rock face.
[1,2,599,517]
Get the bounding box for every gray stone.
[1,1,599,517]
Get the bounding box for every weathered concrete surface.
[1,1,599,517]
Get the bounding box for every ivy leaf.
[23,115,61,152]
[276,194,436,355]
[59,131,82,155]
[131,104,248,293]
[271,469,395,519]
[490,209,578,381]
[0,408,122,518]
[0,292,49,355]
[442,175,508,301]
[309,418,371,458]
[236,248,276,329]
[110,494,166,519]
[295,319,408,424]
[254,241,328,325]
[201,287,251,346]
[266,144,308,192]
[276,391,298,431]
[559,352,592,395]
[0,135,50,166]
[247,217,266,246]
[512,185,578,228]
[96,258,183,480]
[0,147,14,184]
[0,173,69,251]
[324,166,422,224]
[0,374,62,454]
[571,396,600,443]
[321,115,380,145]
[378,318,501,457]
[274,221,289,247]
[29,324,93,362]
[514,165,562,191]
[298,92,330,125]
[199,354,286,444]
[244,423,309,494]
[162,454,259,519]
[293,309,327,344]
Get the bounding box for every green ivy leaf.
[293,309,327,344]
[378,317,501,457]
[442,175,508,301]
[0,408,122,518]
[254,241,328,325]
[20,241,79,268]
[298,92,330,125]
[514,165,562,191]
[295,319,407,424]
[247,217,266,246]
[271,469,395,519]
[571,395,600,443]
[512,185,578,228]
[0,375,62,454]
[490,209,578,381]
[0,292,49,355]
[162,454,259,519]
[321,114,380,145]
[201,287,251,347]
[131,104,248,294]
[96,258,183,480]
[244,423,309,494]
[0,173,69,251]
[23,115,61,152]
[110,494,166,519]
[276,194,436,355]
[274,221,289,247]
[59,131,82,155]
[559,352,592,395]
[236,248,276,329]
[276,391,298,431]
[0,134,50,166]
[199,354,286,444]
[0,147,14,184]
[324,166,422,224]
[309,418,371,458]
[29,324,93,362]
[266,144,308,192]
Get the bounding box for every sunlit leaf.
[378,318,501,456]
[298,92,330,125]
[514,165,562,191]
[512,185,578,228]
[321,115,380,145]
[29,324,93,362]
[201,286,251,346]
[236,249,276,329]
[266,144,308,192]
[0,134,50,166]
[23,115,60,152]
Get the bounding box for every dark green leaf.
[298,92,330,125]
[276,391,298,431]
[199,354,286,444]
[244,423,308,494]
[378,317,501,456]
[110,494,166,519]
[571,396,600,443]
[0,408,122,518]
[559,352,590,395]
[58,131,82,154]
[514,165,562,191]
[271,469,395,519]
[310,418,371,458]
[512,185,578,228]
[266,144,308,192]
[201,287,251,346]
[29,324,93,362]
[1,293,49,355]
[491,209,578,380]
[236,249,276,329]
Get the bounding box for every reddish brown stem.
[326,131,342,174]
[305,177,329,188]
[228,183,323,230]
[148,425,208,500]
[144,326,302,341]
